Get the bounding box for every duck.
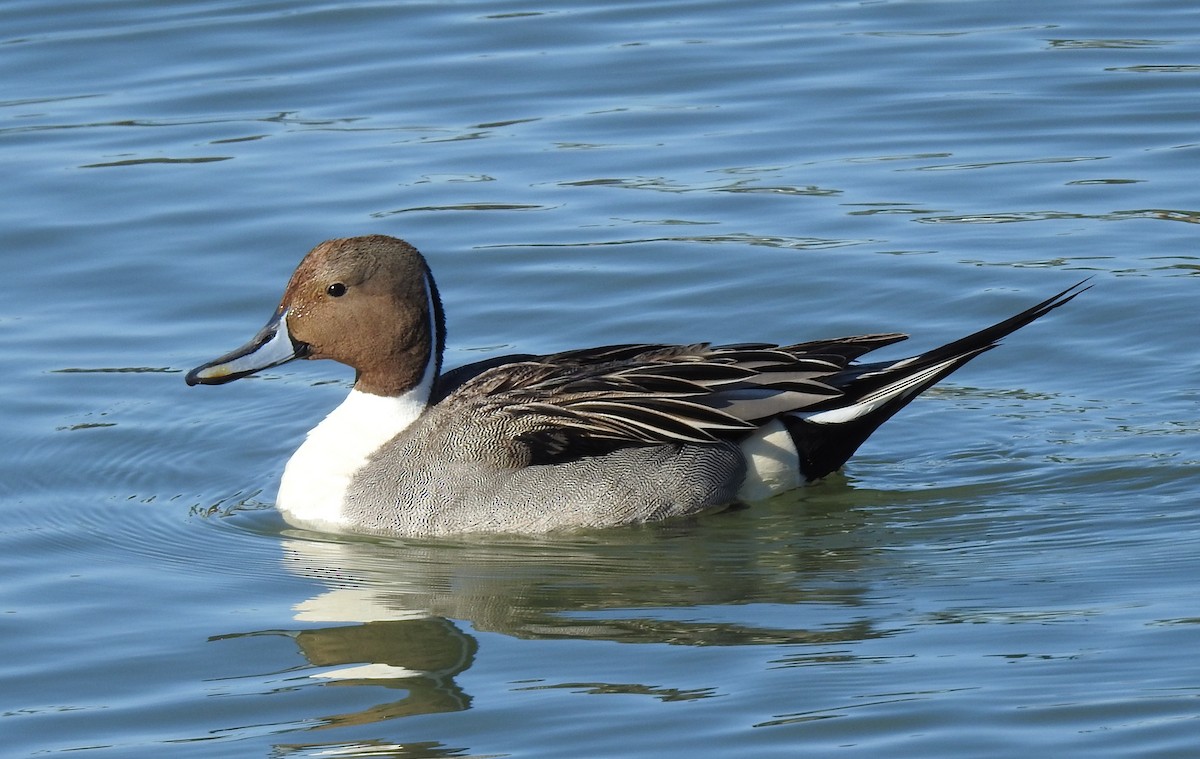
[186,235,1086,536]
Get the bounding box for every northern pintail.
[186,235,1085,536]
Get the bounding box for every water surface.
[2,0,1198,756]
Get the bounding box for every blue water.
[3,0,1199,756]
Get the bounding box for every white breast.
[276,387,429,532]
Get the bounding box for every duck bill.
[185,308,309,386]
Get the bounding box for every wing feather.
[439,334,918,456]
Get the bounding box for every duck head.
[186,235,446,397]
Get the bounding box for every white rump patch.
[737,418,802,502]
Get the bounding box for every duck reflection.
[243,489,902,729]
[291,614,477,723]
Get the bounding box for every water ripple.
[916,208,1200,225]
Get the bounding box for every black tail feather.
[786,279,1090,481]
[882,278,1091,373]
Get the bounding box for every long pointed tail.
[784,279,1090,481]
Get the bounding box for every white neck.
[276,273,442,533]
[276,376,433,532]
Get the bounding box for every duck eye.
[326,283,347,297]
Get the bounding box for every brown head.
[186,235,446,397]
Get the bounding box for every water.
[2,0,1199,755]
